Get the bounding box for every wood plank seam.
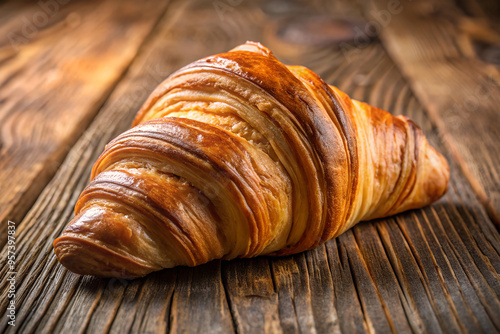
[425,203,500,329]
[331,240,370,333]
[363,224,427,332]
[395,216,466,331]
[423,206,494,331]
[220,269,239,333]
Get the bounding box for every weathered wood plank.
[365,0,500,226]
[270,255,317,333]
[302,246,339,333]
[269,247,340,333]
[223,258,281,334]
[0,0,169,245]
[0,0,499,333]
[353,225,421,333]
[170,262,234,333]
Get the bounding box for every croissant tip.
[53,236,155,279]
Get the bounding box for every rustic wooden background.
[1,0,499,332]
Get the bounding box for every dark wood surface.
[0,0,499,333]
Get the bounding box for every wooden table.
[1,0,499,332]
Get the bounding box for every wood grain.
[0,0,499,333]
[366,0,500,226]
[170,262,233,333]
[0,0,169,245]
[223,259,281,334]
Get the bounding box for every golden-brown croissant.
[53,42,449,278]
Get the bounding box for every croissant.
[53,42,449,278]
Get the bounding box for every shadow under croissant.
[71,199,484,300]
[62,198,489,332]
